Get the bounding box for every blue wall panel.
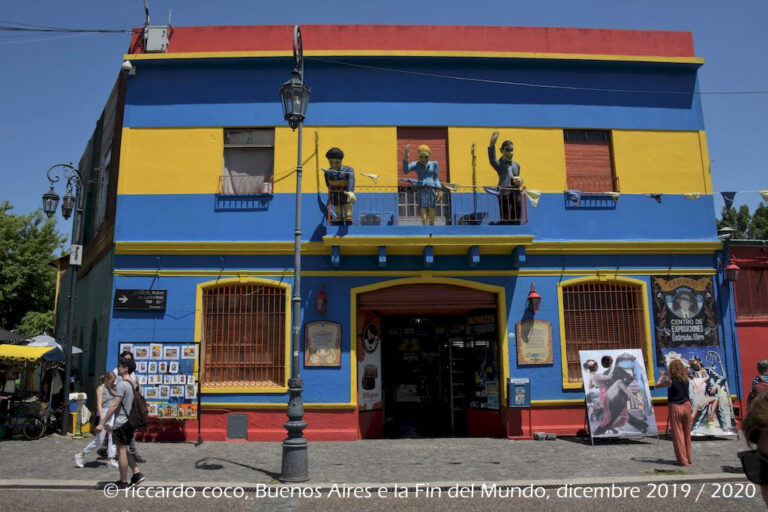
[124,58,703,130]
[115,193,718,243]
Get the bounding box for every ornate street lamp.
[278,25,310,483]
[41,163,85,434]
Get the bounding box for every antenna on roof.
[143,0,150,27]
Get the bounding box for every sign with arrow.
[114,289,167,311]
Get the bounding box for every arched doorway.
[354,281,507,439]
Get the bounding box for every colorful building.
[62,24,742,441]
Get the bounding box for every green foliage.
[749,203,768,240]
[15,310,54,338]
[0,202,65,331]
[717,204,751,239]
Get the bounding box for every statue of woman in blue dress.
[403,144,442,225]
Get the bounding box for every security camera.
[121,60,136,76]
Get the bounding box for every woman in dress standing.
[403,144,442,225]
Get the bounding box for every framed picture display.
[304,321,342,367]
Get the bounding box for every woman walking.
[75,372,118,468]
[657,359,693,466]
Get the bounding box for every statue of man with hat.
[323,147,356,225]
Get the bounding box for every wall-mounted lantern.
[725,257,740,283]
[315,285,328,316]
[527,283,542,314]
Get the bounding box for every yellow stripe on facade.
[115,239,721,256]
[113,268,717,278]
[124,50,704,65]
[117,127,714,196]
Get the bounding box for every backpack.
[120,381,149,429]
[748,378,768,410]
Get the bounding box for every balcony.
[325,185,528,226]
[565,174,620,194]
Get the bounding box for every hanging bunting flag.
[605,192,620,201]
[759,190,768,201]
[565,190,581,206]
[360,173,379,184]
[483,186,501,196]
[721,192,737,210]
[684,193,702,200]
[524,189,541,208]
[647,193,662,203]
[442,183,460,192]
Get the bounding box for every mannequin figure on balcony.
[488,131,523,225]
[403,144,442,225]
[323,147,356,225]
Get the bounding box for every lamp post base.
[279,377,309,482]
[279,437,309,482]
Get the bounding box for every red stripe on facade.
[128,25,696,58]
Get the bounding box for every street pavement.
[0,433,762,511]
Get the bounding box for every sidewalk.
[0,433,751,489]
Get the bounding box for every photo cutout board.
[662,347,738,437]
[580,349,658,439]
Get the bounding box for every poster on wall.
[119,342,199,420]
[516,319,553,365]
[304,321,342,367]
[579,349,658,439]
[662,347,738,437]
[357,316,382,411]
[651,276,719,360]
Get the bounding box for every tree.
[15,311,54,338]
[749,202,768,240]
[717,204,751,239]
[0,202,65,331]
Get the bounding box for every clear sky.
[1,0,766,239]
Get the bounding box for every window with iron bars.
[201,284,286,388]
[561,281,648,384]
[735,268,768,317]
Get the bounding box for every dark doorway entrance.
[381,311,499,438]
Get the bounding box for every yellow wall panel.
[274,127,399,193]
[118,128,223,194]
[613,130,711,194]
[447,128,567,191]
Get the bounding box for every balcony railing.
[325,185,528,226]
[218,175,274,195]
[566,174,620,194]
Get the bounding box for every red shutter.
[565,141,615,192]
[358,284,495,311]
[396,127,449,183]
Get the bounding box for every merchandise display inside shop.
[381,311,499,438]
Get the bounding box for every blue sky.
[1,0,766,239]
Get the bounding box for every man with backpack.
[95,356,146,488]
[749,360,768,410]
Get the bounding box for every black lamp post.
[42,163,85,435]
[278,25,310,483]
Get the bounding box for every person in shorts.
[95,357,145,489]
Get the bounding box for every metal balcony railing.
[218,175,274,195]
[325,185,528,226]
[566,174,620,194]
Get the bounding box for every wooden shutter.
[735,268,768,317]
[564,133,615,192]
